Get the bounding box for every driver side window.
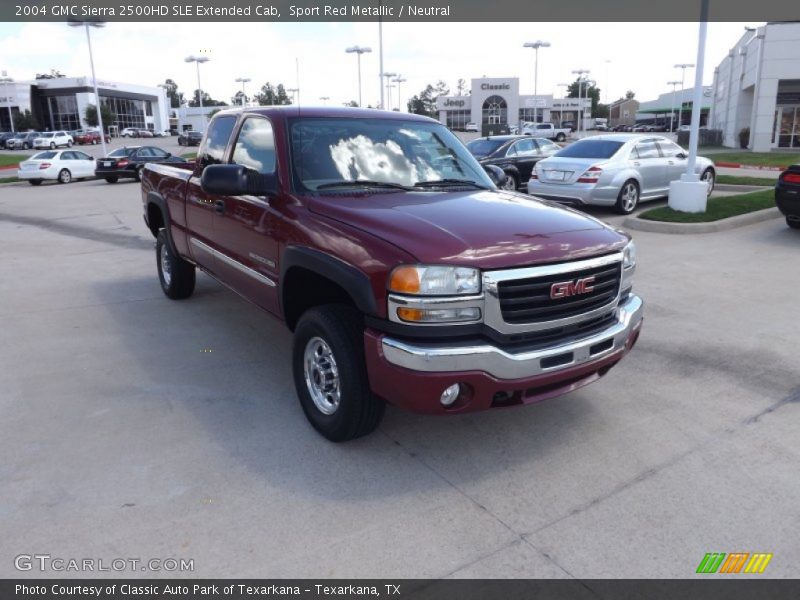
[232,118,276,174]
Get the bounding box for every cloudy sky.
[1,21,757,107]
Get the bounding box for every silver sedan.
[526,134,716,214]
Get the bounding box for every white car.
[465,122,479,132]
[32,131,73,149]
[120,128,139,137]
[17,150,97,185]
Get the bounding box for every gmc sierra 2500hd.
[141,107,643,441]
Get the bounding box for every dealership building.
[710,22,800,151]
[0,76,170,134]
[436,77,591,130]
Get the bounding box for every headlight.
[389,265,481,296]
[623,240,636,270]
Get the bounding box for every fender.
[145,191,179,257]
[280,246,378,317]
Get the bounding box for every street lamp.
[556,83,569,128]
[523,40,550,124]
[68,20,107,157]
[674,62,695,128]
[0,71,14,133]
[667,80,681,132]
[287,88,299,105]
[572,69,590,135]
[386,85,396,111]
[235,77,251,107]
[185,54,210,125]
[391,76,406,112]
[319,96,330,104]
[345,45,371,107]
[381,72,396,111]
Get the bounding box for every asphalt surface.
[0,178,798,579]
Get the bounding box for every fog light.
[440,383,461,407]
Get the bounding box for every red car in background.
[74,130,110,145]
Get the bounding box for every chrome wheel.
[502,175,516,191]
[303,336,341,416]
[702,169,715,196]
[160,243,172,287]
[621,182,639,212]
[58,169,71,184]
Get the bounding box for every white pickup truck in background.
[520,122,571,142]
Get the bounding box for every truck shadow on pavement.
[90,272,597,500]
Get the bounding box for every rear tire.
[57,169,72,184]
[787,218,800,230]
[105,176,118,184]
[49,142,55,149]
[556,133,566,142]
[701,167,715,197]
[292,305,385,442]
[615,180,640,215]
[156,229,195,300]
[134,167,142,182]
[502,172,518,191]
[28,179,42,186]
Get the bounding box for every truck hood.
[306,189,628,269]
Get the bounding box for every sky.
[0,21,758,108]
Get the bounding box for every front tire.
[502,172,518,191]
[57,169,72,184]
[156,230,195,300]
[49,142,55,149]
[615,180,640,215]
[556,133,566,142]
[292,305,385,442]
[105,176,118,184]
[67,140,73,147]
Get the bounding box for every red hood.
[306,189,628,270]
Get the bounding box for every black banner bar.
[2,0,799,22]
[3,580,800,600]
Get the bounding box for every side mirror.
[483,164,507,188]
[675,152,687,159]
[201,164,278,197]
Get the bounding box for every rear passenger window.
[198,115,236,169]
[232,118,275,174]
[635,140,660,159]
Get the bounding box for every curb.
[714,161,787,172]
[714,183,772,193]
[623,207,781,234]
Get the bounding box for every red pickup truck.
[141,107,643,441]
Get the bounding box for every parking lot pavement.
[0,179,798,578]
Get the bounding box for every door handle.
[214,200,225,215]
[633,161,641,166]
[668,160,675,165]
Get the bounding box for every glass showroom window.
[41,95,80,131]
[446,110,470,130]
[518,108,544,124]
[101,96,147,130]
[482,95,507,125]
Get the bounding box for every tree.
[456,78,466,96]
[625,90,636,100]
[84,103,116,131]
[208,108,223,118]
[35,69,66,79]
[163,78,184,108]
[254,82,292,106]
[232,90,246,106]
[343,100,358,107]
[567,78,601,113]
[594,103,610,119]
[407,80,450,118]
[188,89,228,107]
[13,110,39,131]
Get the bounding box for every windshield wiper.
[414,179,490,190]
[317,180,412,191]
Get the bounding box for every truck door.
[184,115,238,275]
[211,115,281,316]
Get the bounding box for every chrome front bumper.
[381,294,643,380]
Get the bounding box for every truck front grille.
[497,262,621,324]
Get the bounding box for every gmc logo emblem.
[550,276,596,299]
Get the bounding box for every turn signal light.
[577,166,602,183]
[389,267,421,294]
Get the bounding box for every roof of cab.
[210,105,440,123]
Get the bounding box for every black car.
[0,131,17,149]
[94,146,186,183]
[776,164,800,229]
[466,135,561,191]
[177,131,203,146]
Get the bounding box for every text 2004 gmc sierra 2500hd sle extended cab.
[141,107,643,441]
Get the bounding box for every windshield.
[555,139,624,159]
[31,151,57,160]
[109,148,134,157]
[289,117,493,192]
[466,138,507,158]
[41,133,54,138]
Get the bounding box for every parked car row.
[16,145,187,185]
[70,129,111,145]
[466,135,561,191]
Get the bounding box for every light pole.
[604,59,611,105]
[674,62,695,128]
[392,76,406,112]
[68,20,107,156]
[1,72,14,133]
[386,85,396,111]
[572,69,590,135]
[235,77,251,106]
[185,54,210,125]
[287,88,299,105]
[345,45,371,107]
[381,72,396,111]
[557,83,569,127]
[523,41,550,124]
[667,80,681,132]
